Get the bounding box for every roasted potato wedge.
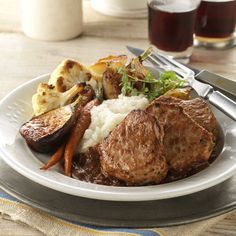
[164,87,192,100]
[89,55,127,82]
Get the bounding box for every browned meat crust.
[146,96,215,177]
[180,98,217,138]
[152,95,217,138]
[99,109,168,185]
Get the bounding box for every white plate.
[0,74,235,201]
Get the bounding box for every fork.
[145,51,236,121]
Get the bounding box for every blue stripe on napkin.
[0,189,164,236]
[0,191,17,201]
[90,228,163,236]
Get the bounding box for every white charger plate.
[0,74,235,201]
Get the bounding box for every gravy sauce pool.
[72,146,125,186]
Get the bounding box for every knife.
[126,46,236,100]
[127,45,236,120]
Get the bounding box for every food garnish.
[118,68,185,101]
[117,48,185,101]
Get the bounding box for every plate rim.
[0,154,236,228]
[0,74,236,201]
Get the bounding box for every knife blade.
[126,45,236,99]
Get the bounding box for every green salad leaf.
[118,68,185,101]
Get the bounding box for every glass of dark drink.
[195,0,236,49]
[148,0,201,63]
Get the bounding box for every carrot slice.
[64,109,91,176]
[64,99,101,176]
[41,142,66,170]
[84,98,101,111]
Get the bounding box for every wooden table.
[0,1,236,235]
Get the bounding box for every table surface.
[0,0,236,235]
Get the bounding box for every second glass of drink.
[195,0,236,49]
[148,0,201,63]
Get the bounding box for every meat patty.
[146,96,215,177]
[153,96,217,137]
[180,98,217,138]
[99,109,168,185]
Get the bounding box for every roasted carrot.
[41,142,66,170]
[84,98,101,111]
[64,109,91,176]
[64,98,101,176]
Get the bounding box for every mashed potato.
[78,95,149,152]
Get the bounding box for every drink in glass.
[148,0,200,63]
[195,0,236,49]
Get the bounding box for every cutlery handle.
[208,91,236,121]
[195,70,236,98]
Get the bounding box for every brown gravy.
[72,146,125,186]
